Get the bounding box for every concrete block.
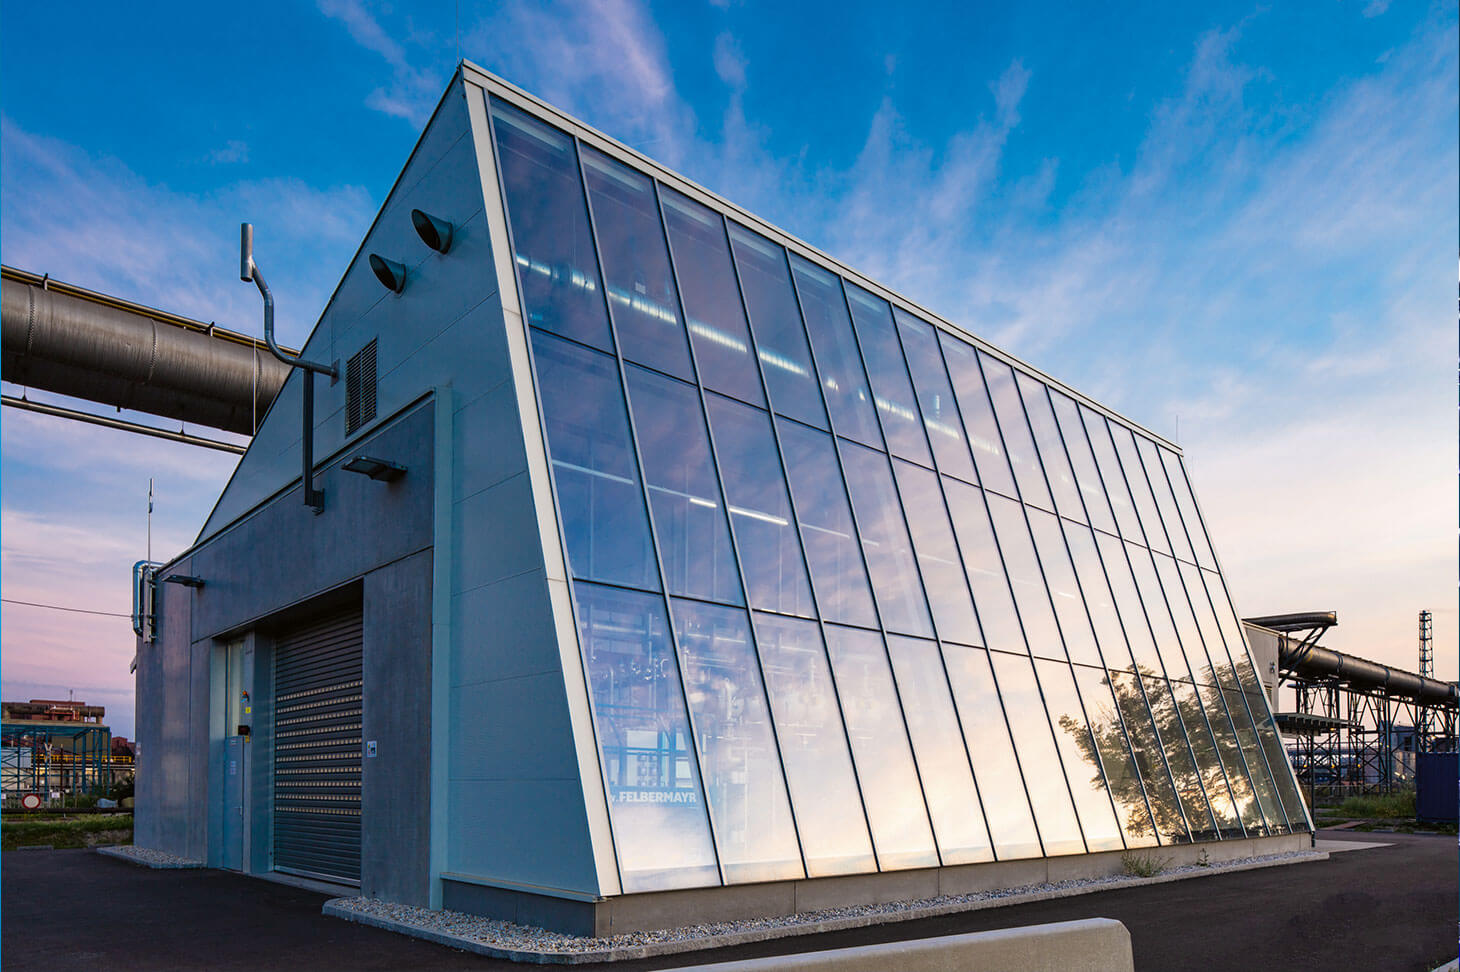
[938,855,1047,896]
[606,881,798,936]
[793,867,940,914]
[672,918,1134,972]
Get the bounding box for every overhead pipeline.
[1279,641,1457,708]
[1,270,289,435]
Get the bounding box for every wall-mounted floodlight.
[369,254,407,294]
[411,209,454,254]
[163,574,206,589]
[342,455,407,482]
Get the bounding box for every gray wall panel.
[448,675,579,781]
[446,779,600,893]
[450,570,560,685]
[361,551,434,906]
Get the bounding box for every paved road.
[2,831,1453,971]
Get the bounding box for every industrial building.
[2,698,129,805]
[126,64,1311,935]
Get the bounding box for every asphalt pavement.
[2,830,1453,971]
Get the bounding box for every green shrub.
[1336,791,1415,819]
[1,814,133,850]
[1121,852,1173,877]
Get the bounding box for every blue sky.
[2,1,1455,738]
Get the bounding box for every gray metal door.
[272,608,363,884]
[223,735,246,870]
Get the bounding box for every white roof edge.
[459,59,1182,453]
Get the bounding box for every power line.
[2,598,130,619]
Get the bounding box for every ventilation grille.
[345,339,377,436]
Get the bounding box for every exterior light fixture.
[411,209,454,253]
[342,455,407,482]
[368,254,407,294]
[162,574,206,589]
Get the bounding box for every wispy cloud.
[317,0,443,127]
[209,139,250,164]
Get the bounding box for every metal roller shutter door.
[273,608,363,884]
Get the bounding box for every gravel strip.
[324,849,1326,964]
[95,845,205,869]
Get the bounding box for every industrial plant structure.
[130,65,1311,935]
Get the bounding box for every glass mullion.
[1018,374,1086,523]
[573,146,726,886]
[984,493,1063,660]
[892,460,983,645]
[1167,678,1246,837]
[1136,436,1196,564]
[1034,656,1129,852]
[1107,669,1196,843]
[788,254,883,448]
[1026,509,1104,667]
[652,181,810,882]
[893,308,980,483]
[1139,673,1221,839]
[727,223,829,429]
[1069,663,1164,846]
[1081,405,1144,542]
[844,284,934,465]
[885,635,996,864]
[1109,424,1172,557]
[573,582,720,890]
[822,625,940,870]
[1164,451,1219,569]
[719,215,890,875]
[780,275,953,867]
[1050,390,1119,535]
[838,441,936,637]
[978,352,1055,511]
[937,331,1019,498]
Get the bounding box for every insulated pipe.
[1,275,289,435]
[1279,641,1458,707]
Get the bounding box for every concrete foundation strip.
[322,849,1328,965]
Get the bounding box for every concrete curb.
[323,849,1328,965]
[95,845,205,869]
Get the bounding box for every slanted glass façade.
[486,90,1304,895]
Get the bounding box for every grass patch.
[2,814,132,851]
[1334,791,1416,819]
[1120,851,1173,878]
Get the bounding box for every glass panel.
[1152,554,1213,685]
[885,636,995,864]
[1110,424,1171,556]
[939,332,1019,499]
[1192,680,1268,836]
[1242,688,1309,830]
[705,394,815,617]
[661,189,764,405]
[1125,543,1188,679]
[532,331,658,590]
[1168,679,1243,836]
[1050,391,1118,535]
[775,420,878,627]
[1217,685,1287,831]
[980,353,1054,511]
[1138,436,1196,564]
[1018,375,1085,523]
[490,98,612,351]
[1140,674,1220,839]
[844,285,932,465]
[838,441,935,637]
[1070,664,1162,846]
[751,613,876,876]
[894,309,979,482]
[1027,510,1102,667]
[1064,524,1131,671]
[893,461,982,645]
[986,494,1061,659]
[1033,657,1126,852]
[1164,450,1218,570]
[940,644,1043,859]
[1107,670,1191,842]
[1095,532,1163,674]
[670,599,802,882]
[624,366,742,604]
[574,583,718,890]
[580,145,692,379]
[943,480,1024,655]
[1081,406,1143,541]
[823,625,939,869]
[987,650,1087,855]
[1178,562,1238,689]
[1200,568,1268,694]
[789,255,882,448]
[727,225,827,428]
